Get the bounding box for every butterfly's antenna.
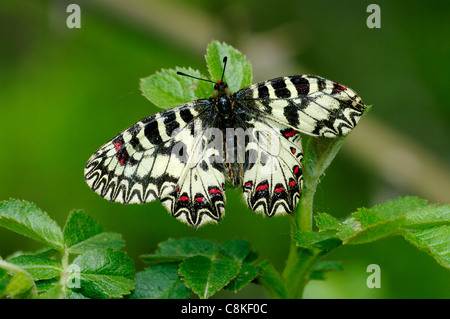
[176,71,215,84]
[221,56,228,82]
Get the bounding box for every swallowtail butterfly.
[84,57,366,227]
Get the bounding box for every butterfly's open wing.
[235,75,366,137]
[84,100,226,226]
[234,74,365,217]
[238,115,303,217]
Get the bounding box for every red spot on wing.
[114,141,123,151]
[179,195,189,202]
[284,129,297,137]
[209,188,222,195]
[255,184,269,192]
[289,180,297,187]
[333,82,347,92]
[274,186,284,194]
[195,197,204,203]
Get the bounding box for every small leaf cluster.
[134,238,260,299]
[0,199,134,299]
[294,197,449,268]
[140,41,252,108]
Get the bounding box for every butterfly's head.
[213,79,230,97]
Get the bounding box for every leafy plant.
[1,41,448,299]
[0,200,134,299]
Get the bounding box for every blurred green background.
[1,0,449,298]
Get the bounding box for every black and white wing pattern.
[84,100,226,226]
[240,115,303,217]
[85,70,366,227]
[233,74,365,217]
[235,74,365,137]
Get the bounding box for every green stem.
[282,136,347,298]
[59,248,70,298]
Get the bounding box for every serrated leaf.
[8,255,62,280]
[340,216,406,245]
[256,260,287,299]
[130,264,191,299]
[369,196,429,220]
[353,208,386,228]
[225,263,259,292]
[140,67,211,109]
[293,231,342,251]
[315,213,341,232]
[69,249,135,298]
[205,41,252,93]
[219,238,251,262]
[405,205,450,229]
[63,210,103,248]
[155,238,218,259]
[67,232,125,254]
[309,261,343,280]
[0,199,64,251]
[179,255,240,299]
[402,226,450,269]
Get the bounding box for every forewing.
[235,75,366,137]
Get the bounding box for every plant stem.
[282,136,347,298]
[59,248,69,298]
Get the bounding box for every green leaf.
[403,226,450,269]
[0,199,64,251]
[225,263,259,292]
[338,216,406,245]
[130,264,191,299]
[35,278,59,293]
[0,268,10,298]
[293,231,342,252]
[140,67,211,109]
[154,238,218,259]
[68,232,125,254]
[7,272,36,299]
[368,196,428,220]
[37,282,64,299]
[405,205,450,229]
[309,261,343,280]
[315,213,341,232]
[63,210,103,248]
[205,41,252,93]
[8,255,62,280]
[178,255,240,299]
[256,260,288,299]
[140,255,184,265]
[0,260,37,298]
[63,210,124,253]
[69,249,135,299]
[219,238,252,262]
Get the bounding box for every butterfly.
[84,57,366,227]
